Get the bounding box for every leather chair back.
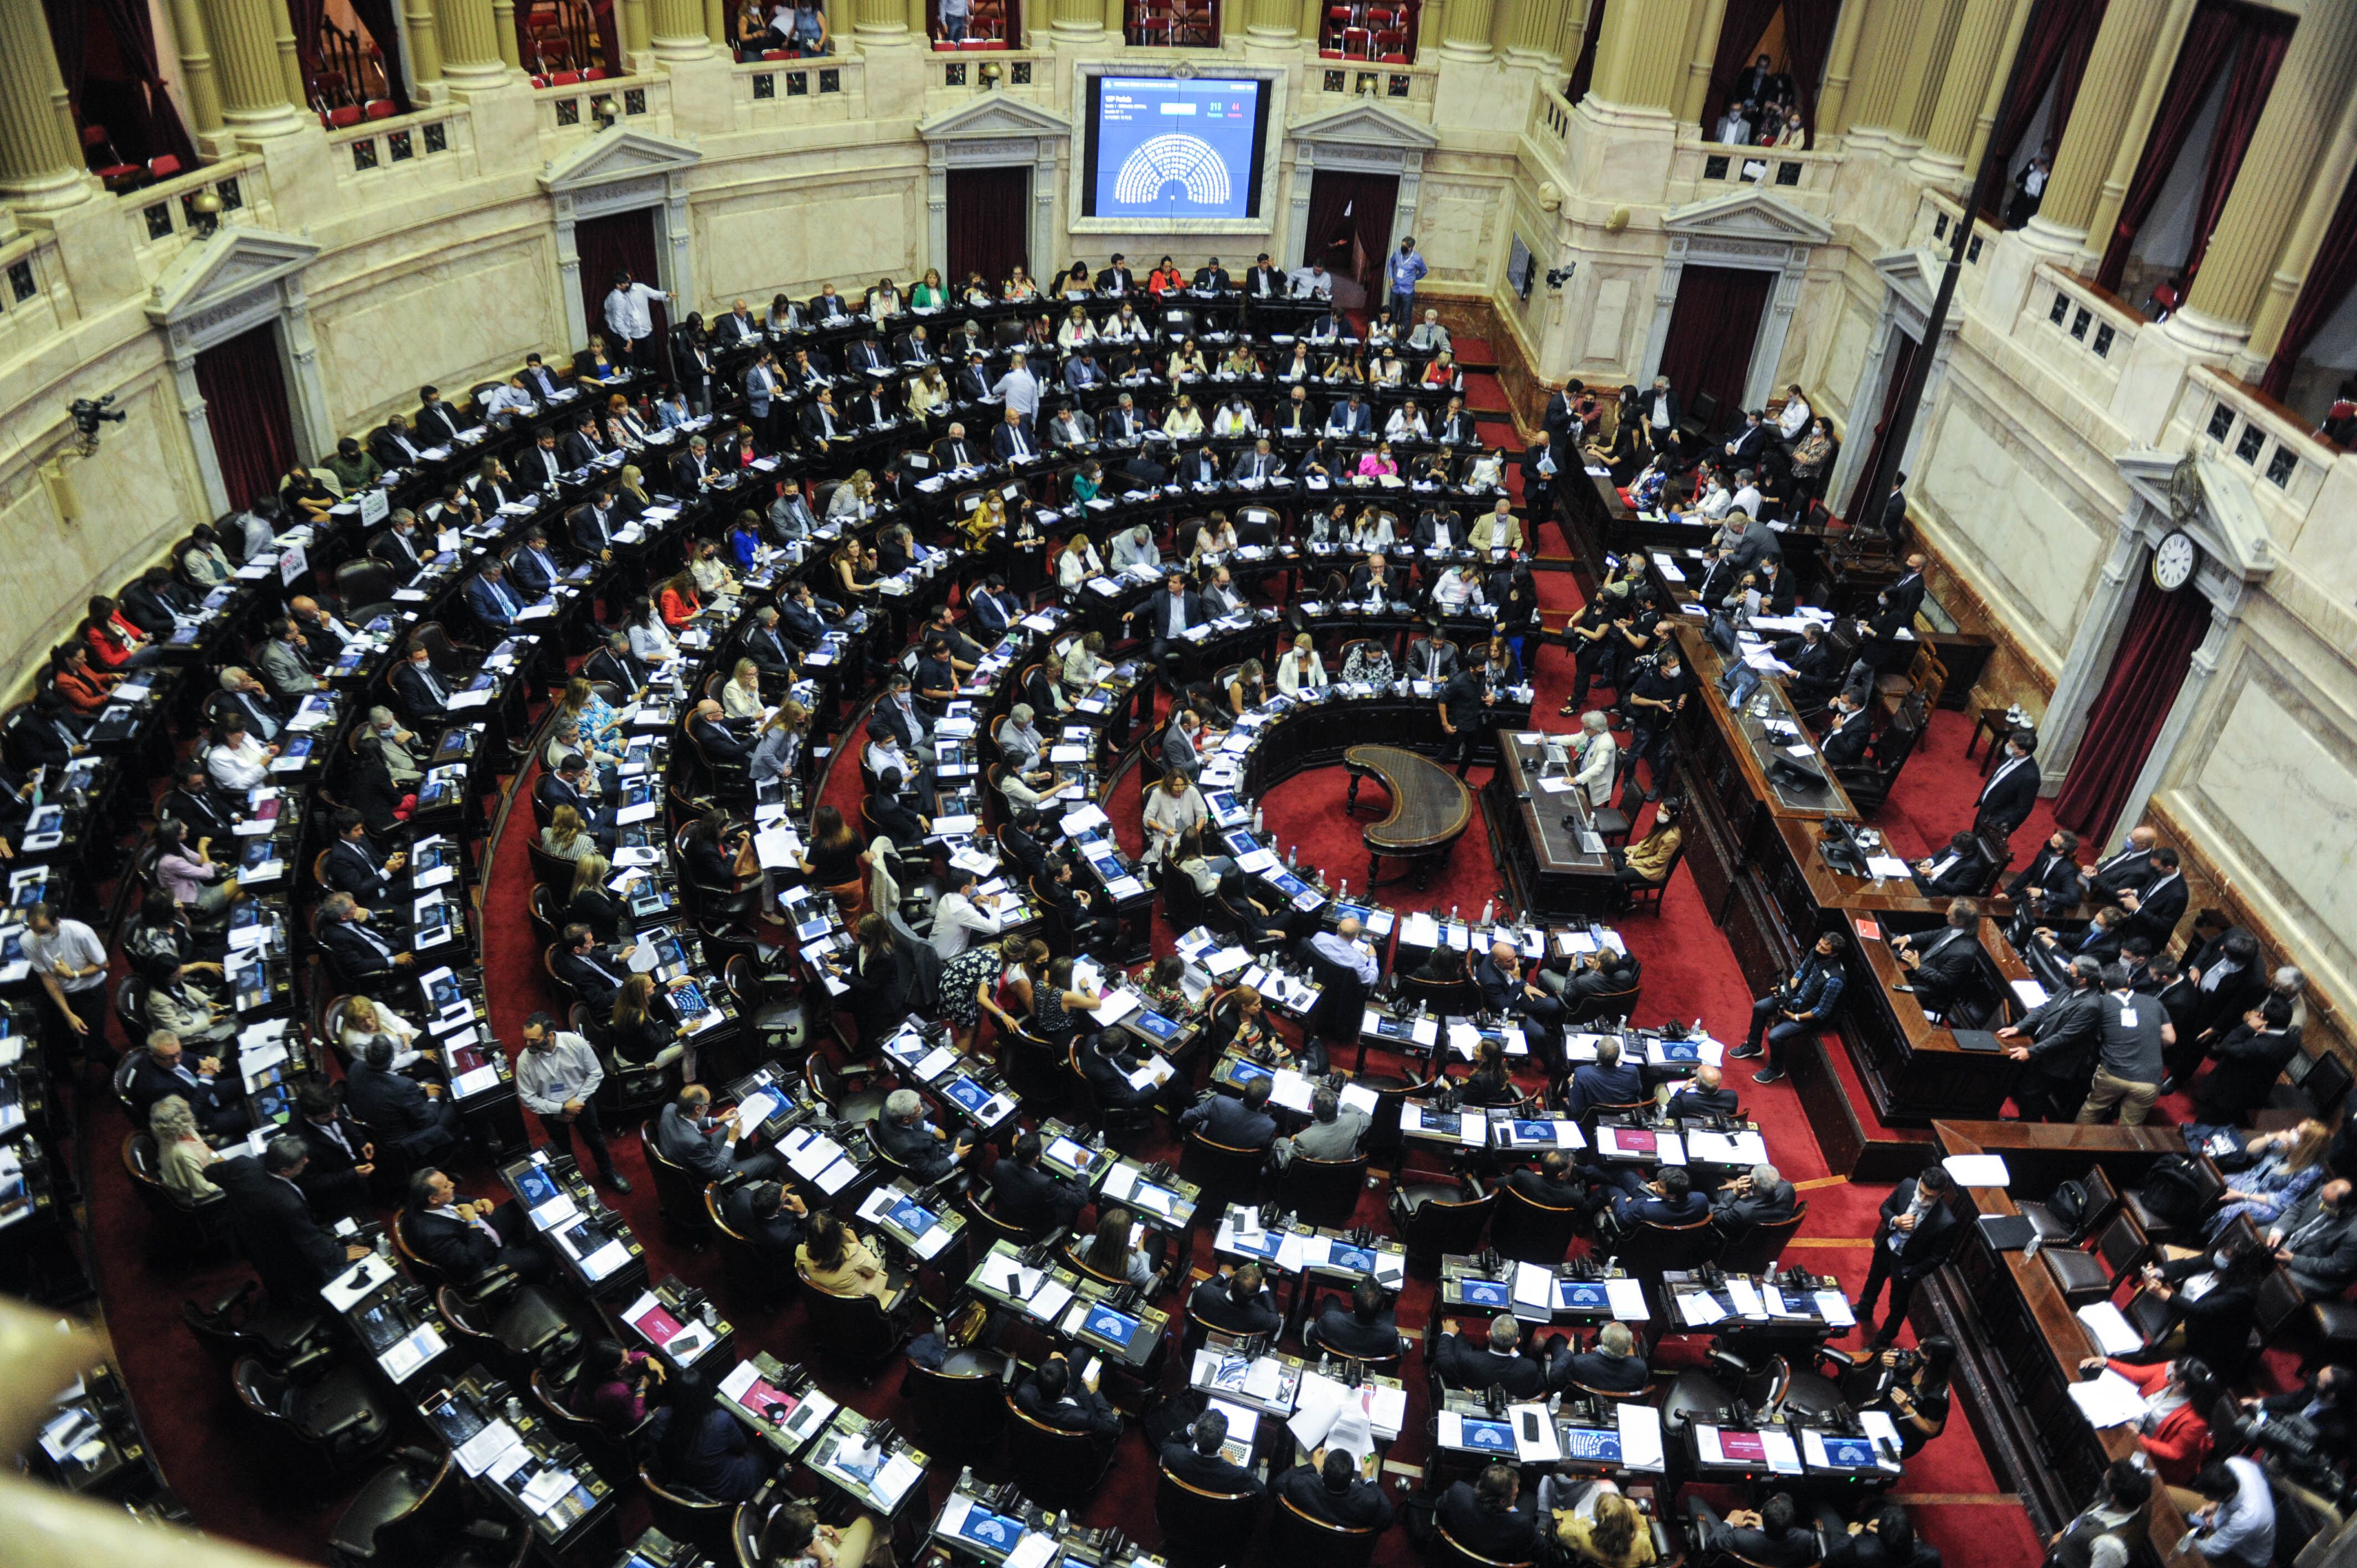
[1280,1153,1370,1228]
[1491,1182,1583,1265]
[1154,1465,1263,1566]
[1399,1183,1496,1272]
[796,1266,908,1373]
[1180,1129,1265,1211]
[639,1125,713,1243]
[1268,1495,1378,1568]
[1003,1391,1107,1509]
[1717,1201,1810,1274]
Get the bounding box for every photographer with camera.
[2230,1364,2353,1500]
[1855,1335,1956,1458]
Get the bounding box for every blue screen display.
[1459,1419,1515,1453]
[1091,77,1263,220]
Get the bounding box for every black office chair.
[1154,1464,1263,1566]
[796,1267,910,1379]
[1279,1152,1370,1228]
[1180,1129,1266,1212]
[1716,1201,1810,1273]
[231,1353,395,1469]
[1392,1176,1495,1277]
[903,1347,1012,1463]
[1266,1494,1379,1567]
[705,1185,798,1308]
[326,1448,463,1568]
[1004,1391,1115,1509]
[1490,1182,1583,1265]
[639,1126,714,1248]
[639,1464,736,1559]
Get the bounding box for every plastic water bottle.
[1337,876,1349,899]
[1286,844,1299,869]
[1449,903,1459,922]
[1252,803,1265,833]
[1480,898,1495,927]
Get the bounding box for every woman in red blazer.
[2087,1356,2215,1484]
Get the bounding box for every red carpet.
[71,549,2061,1566]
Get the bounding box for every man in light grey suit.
[1162,709,1202,781]
[257,617,322,698]
[1571,711,1617,807]
[1275,1086,1370,1168]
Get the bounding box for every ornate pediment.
[2119,447,2276,582]
[1665,188,1833,246]
[540,128,700,195]
[1872,246,1952,321]
[1289,100,1438,150]
[146,227,320,329]
[918,94,1074,142]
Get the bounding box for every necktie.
[420,667,446,702]
[356,923,393,957]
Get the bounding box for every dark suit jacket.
[211,1156,349,1301]
[125,1053,240,1124]
[1188,1277,1282,1337]
[1875,1178,1960,1280]
[1565,1061,1644,1117]
[1180,1092,1277,1151]
[1274,1466,1393,1530]
[1432,1333,1552,1398]
[1013,1373,1120,1440]
[2121,873,2187,946]
[404,1202,504,1281]
[991,1160,1085,1234]
[1310,1302,1402,1360]
[1914,843,1993,898]
[325,838,397,903]
[1821,710,1873,767]
[654,1103,738,1184]
[344,1059,439,1139]
[1435,1482,1542,1561]
[1563,1349,1650,1393]
[392,662,450,724]
[319,917,404,982]
[1668,1084,1741,1120]
[295,1112,370,1183]
[1160,1440,1262,1497]
[2006,850,2085,915]
[1704,1517,1821,1568]
[369,427,426,468]
[2199,1025,2301,1122]
[1975,755,2041,833]
[1906,926,1982,1013]
[721,1185,805,1255]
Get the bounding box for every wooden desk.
[1926,1120,2193,1547]
[1839,913,2036,1122]
[1344,743,1473,889]
[1480,730,1620,920]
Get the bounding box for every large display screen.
[1084,75,1270,221]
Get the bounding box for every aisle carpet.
[73,420,2046,1565]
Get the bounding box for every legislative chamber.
[1,3,2354,1568]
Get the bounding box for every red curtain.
[574,208,670,375]
[1843,325,1919,523]
[2094,0,2248,292]
[1303,169,1397,286]
[2053,571,2212,840]
[1655,264,1773,430]
[1698,0,1840,142]
[1567,0,1607,102]
[2182,9,2294,282]
[2260,167,2357,399]
[44,0,195,167]
[1987,0,2109,194]
[194,325,299,513]
[946,165,1031,291]
[285,0,325,105]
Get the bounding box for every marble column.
[1048,0,1102,30]
[1680,0,1728,125]
[2170,0,2357,358]
[1814,0,1871,138]
[1886,0,1963,149]
[855,0,913,35]
[1499,0,1562,67]
[1440,0,1494,61]
[2026,0,2194,262]
[1842,0,1917,141]
[2236,92,2357,382]
[195,0,308,134]
[1908,0,2015,182]
[0,0,89,210]
[1246,0,1299,45]
[649,0,711,57]
[270,0,308,112]
[616,0,649,59]
[702,0,728,48]
[1960,0,2033,175]
[1587,0,1689,112]
[165,0,229,134]
[493,0,524,68]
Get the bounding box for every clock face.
[2152,531,2196,591]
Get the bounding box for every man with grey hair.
[1276,1084,1370,1168]
[1109,521,1161,571]
[1711,1162,1798,1245]
[1000,703,1046,773]
[1408,307,1451,353]
[315,889,411,983]
[874,1087,976,1187]
[1667,1061,1740,1120]
[991,349,1040,421]
[672,433,715,491]
[1571,710,1617,807]
[215,664,283,741]
[1562,1320,1649,1393]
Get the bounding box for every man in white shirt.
[1288,262,1333,300]
[1309,917,1381,987]
[516,1012,630,1192]
[23,902,109,1040]
[480,374,537,421]
[929,868,1005,957]
[602,268,671,372]
[1730,469,1763,519]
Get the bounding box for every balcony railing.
[328,104,474,187]
[127,156,269,260]
[1670,135,1838,213]
[533,71,667,142]
[735,54,863,123]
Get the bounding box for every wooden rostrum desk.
[1669,626,2039,1175]
[1926,1120,2195,1549]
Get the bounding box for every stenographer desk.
[1482,730,1620,919]
[1926,1120,2193,1546]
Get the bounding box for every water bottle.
[1287,844,1299,870]
[1337,876,1349,899]
[1480,898,1495,927]
[1252,803,1265,833]
[1449,903,1459,922]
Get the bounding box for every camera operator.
[2230,1364,2353,1499]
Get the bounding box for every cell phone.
[1521,1411,1541,1442]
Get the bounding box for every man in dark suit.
[992,406,1039,462]
[2193,995,2302,1126]
[212,1138,368,1304]
[1723,410,1772,467]
[778,581,831,651]
[1819,691,1874,767]
[583,631,648,697]
[655,1085,784,1182]
[930,422,980,470]
[721,1180,808,1257]
[1095,254,1135,295]
[1668,1062,1741,1119]
[557,414,608,471]
[324,809,406,909]
[416,384,466,445]
[1996,956,2104,1121]
[1326,392,1373,436]
[159,761,238,845]
[1189,1264,1282,1338]
[1244,254,1283,298]
[1881,474,1910,540]
[689,699,754,762]
[1177,443,1222,487]
[404,1167,550,1284]
[1347,554,1399,605]
[968,576,1023,641]
[506,528,567,598]
[1855,1166,1960,1346]
[1563,1322,1650,1394]
[2006,829,2085,922]
[1604,1164,1712,1230]
[344,1035,464,1161]
[1891,901,1983,1017]
[1506,1151,1586,1209]
[292,1082,375,1223]
[1911,831,1993,898]
[1433,1315,1564,1397]
[875,1088,977,1188]
[125,1029,249,1137]
[2086,827,2162,905]
[1275,386,1318,437]
[1710,1163,1799,1245]
[799,386,848,453]
[1437,1465,1542,1562]
[314,892,416,994]
[2272,1179,2357,1299]
[2116,847,2186,947]
[1973,730,2041,840]
[1013,1353,1120,1452]
[1078,1031,1164,1115]
[370,414,428,469]
[1125,570,1203,684]
[463,560,526,635]
[1880,553,1930,630]
[1307,1276,1404,1361]
[1563,1036,1644,1117]
[1159,1406,1261,1496]
[552,923,638,1014]
[990,1133,1087,1234]
[1403,621,1459,683]
[1275,1451,1393,1530]
[1686,1493,1821,1568]
[672,435,717,491]
[1179,1077,1278,1152]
